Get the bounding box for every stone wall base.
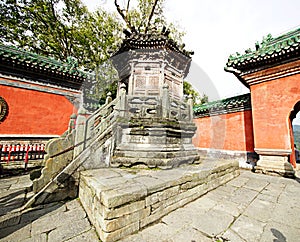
[79,160,239,242]
[255,155,295,177]
[197,148,258,169]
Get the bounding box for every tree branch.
[126,0,131,13]
[145,0,159,33]
[114,0,135,33]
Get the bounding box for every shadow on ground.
[0,202,65,240]
[271,228,287,242]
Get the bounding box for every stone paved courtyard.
[1,169,300,241]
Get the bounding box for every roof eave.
[224,66,250,89]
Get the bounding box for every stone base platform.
[255,156,295,178]
[79,160,239,242]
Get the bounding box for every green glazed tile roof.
[193,93,251,117]
[225,27,300,73]
[0,44,87,90]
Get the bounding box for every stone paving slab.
[120,169,300,241]
[0,171,98,241]
[1,169,300,241]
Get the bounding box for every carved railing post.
[74,107,87,158]
[119,83,127,117]
[162,84,170,118]
[105,92,112,105]
[187,94,194,121]
[68,113,77,134]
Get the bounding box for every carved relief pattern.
[0,96,9,123]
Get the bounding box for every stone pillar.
[68,113,77,134]
[74,107,87,158]
[162,84,170,119]
[119,83,127,118]
[187,94,194,122]
[255,149,295,177]
[105,92,112,105]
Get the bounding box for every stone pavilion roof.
[0,44,87,90]
[225,27,300,74]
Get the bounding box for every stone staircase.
[24,93,121,208]
[18,89,242,242]
[24,83,200,208]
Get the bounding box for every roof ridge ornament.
[225,27,300,75]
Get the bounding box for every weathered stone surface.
[3,169,300,242]
[100,184,147,208]
[228,187,258,205]
[222,229,245,242]
[33,132,75,194]
[260,222,300,242]
[145,186,179,207]
[191,209,234,237]
[81,169,121,180]
[243,198,275,222]
[20,202,66,224]
[243,178,269,191]
[31,205,86,235]
[78,160,239,241]
[65,228,99,242]
[101,208,150,233]
[260,183,285,197]
[171,227,212,242]
[102,200,145,219]
[98,221,139,242]
[161,207,200,229]
[225,173,249,187]
[22,233,47,242]
[120,223,173,242]
[231,215,266,242]
[0,212,21,230]
[270,202,300,228]
[47,218,91,242]
[0,222,31,241]
[214,199,241,217]
[133,176,169,194]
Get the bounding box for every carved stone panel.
[0,96,8,123]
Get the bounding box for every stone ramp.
[79,160,239,242]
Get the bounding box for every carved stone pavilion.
[110,31,199,168]
[28,29,202,205]
[10,29,242,242]
[21,30,242,242]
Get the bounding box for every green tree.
[183,81,208,105]
[0,0,121,69]
[1,0,199,106]
[0,0,122,107]
[114,0,185,41]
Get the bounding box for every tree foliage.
[1,0,200,106]
[114,0,185,41]
[183,81,208,105]
[0,0,122,69]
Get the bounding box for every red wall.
[193,110,254,152]
[250,73,300,167]
[250,74,300,151]
[0,85,75,136]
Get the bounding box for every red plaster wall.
[0,85,75,135]
[250,74,300,152]
[193,110,254,152]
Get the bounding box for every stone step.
[79,160,239,242]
